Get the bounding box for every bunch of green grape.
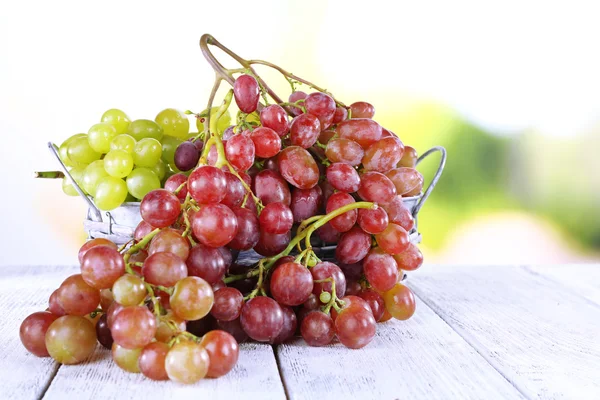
[59,108,231,211]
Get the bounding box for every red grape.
[383,283,416,320]
[349,101,375,119]
[290,186,322,223]
[260,104,289,136]
[221,172,245,208]
[375,223,410,255]
[140,189,181,228]
[106,301,124,329]
[318,129,337,145]
[45,316,97,364]
[326,163,360,193]
[332,106,348,124]
[311,261,347,300]
[357,171,397,203]
[288,91,307,116]
[304,92,336,129]
[330,295,372,322]
[226,134,255,172]
[290,113,320,148]
[316,222,340,244]
[393,243,423,271]
[78,238,117,264]
[335,226,371,264]
[234,74,260,113]
[363,247,399,292]
[174,141,200,171]
[170,276,214,321]
[188,165,227,204]
[398,145,418,168]
[95,313,113,349]
[385,167,424,196]
[211,287,244,321]
[270,262,314,306]
[164,173,188,201]
[142,252,188,287]
[200,330,239,378]
[335,305,376,349]
[358,289,385,322]
[300,311,334,347]
[278,146,320,189]
[336,118,382,149]
[253,170,291,206]
[228,206,260,250]
[148,229,190,261]
[254,229,291,256]
[362,137,404,173]
[325,138,364,166]
[249,127,281,158]
[345,280,362,296]
[57,274,101,316]
[326,192,357,233]
[139,342,169,380]
[240,296,283,342]
[186,243,228,285]
[134,220,155,242]
[259,202,293,234]
[20,311,58,357]
[380,308,393,323]
[111,305,156,349]
[48,290,66,316]
[380,196,415,231]
[357,207,389,234]
[272,305,297,344]
[191,203,238,248]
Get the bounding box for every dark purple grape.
[174,141,200,171]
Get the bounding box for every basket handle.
[48,142,103,221]
[412,146,447,218]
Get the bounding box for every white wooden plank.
[0,265,79,400]
[524,264,600,306]
[409,265,600,400]
[277,297,523,400]
[43,342,286,400]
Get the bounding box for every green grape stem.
[314,277,344,314]
[123,228,161,263]
[34,171,65,179]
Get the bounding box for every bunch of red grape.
[21,72,425,383]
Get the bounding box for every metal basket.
[48,142,446,250]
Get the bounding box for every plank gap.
[38,364,61,400]
[272,345,291,400]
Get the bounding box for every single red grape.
[383,283,416,320]
[240,296,284,342]
[335,226,371,264]
[142,252,188,287]
[57,274,101,316]
[226,134,255,172]
[234,74,260,113]
[357,171,397,203]
[336,118,382,149]
[300,311,334,347]
[357,207,389,234]
[20,311,58,357]
[362,136,404,173]
[270,262,314,306]
[148,228,190,261]
[363,247,399,292]
[211,287,244,321]
[186,243,228,285]
[191,203,238,248]
[358,289,386,322]
[375,223,410,255]
[81,245,125,289]
[200,330,239,378]
[290,185,322,223]
[304,92,336,129]
[334,305,376,349]
[325,138,364,166]
[326,163,360,193]
[393,243,423,271]
[326,192,358,232]
[78,238,117,264]
[349,101,375,119]
[278,146,320,189]
[310,261,346,300]
[139,342,169,380]
[188,165,227,204]
[260,104,289,136]
[290,113,320,148]
[111,305,157,349]
[228,206,260,250]
[164,173,188,202]
[252,170,291,206]
[249,127,281,158]
[272,305,297,344]
[140,189,181,228]
[259,202,293,234]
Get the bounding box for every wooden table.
[3,264,599,399]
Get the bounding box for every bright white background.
[1,0,598,266]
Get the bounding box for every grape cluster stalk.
[22,34,427,383]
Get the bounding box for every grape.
[398,145,418,168]
[133,138,162,167]
[345,280,363,296]
[357,171,397,204]
[259,202,293,234]
[363,247,399,292]
[228,206,260,250]
[278,146,319,189]
[249,127,281,158]
[140,189,181,228]
[126,168,161,200]
[358,289,385,322]
[380,308,393,323]
[326,163,360,193]
[316,222,340,244]
[62,166,85,196]
[20,312,58,357]
[45,315,96,364]
[110,134,136,154]
[139,342,169,380]
[385,167,424,196]
[112,274,147,307]
[260,104,289,136]
[325,138,364,166]
[155,312,186,342]
[48,290,66,316]
[380,196,415,231]
[304,92,336,129]
[221,172,245,208]
[67,135,101,165]
[173,141,199,171]
[59,133,86,167]
[104,149,134,178]
[211,287,244,321]
[102,109,131,134]
[111,305,156,349]
[234,74,260,113]
[332,106,348,124]
[81,245,125,289]
[170,277,214,321]
[164,173,188,201]
[186,243,227,285]
[149,229,190,261]
[375,223,410,255]
[271,305,297,344]
[165,340,210,384]
[303,294,320,310]
[270,262,313,306]
[300,311,335,347]
[383,283,416,320]
[226,134,255,172]
[81,160,108,197]
[349,101,375,119]
[106,302,125,329]
[336,118,382,149]
[143,252,187,287]
[362,137,404,173]
[134,222,155,243]
[290,185,322,223]
[254,229,290,257]
[191,204,238,248]
[335,226,371,264]
[112,343,142,373]
[161,136,184,166]
[310,262,347,300]
[318,129,337,145]
[288,90,307,116]
[155,108,189,139]
[99,288,114,310]
[95,313,113,349]
[240,297,283,342]
[78,238,117,264]
[289,113,320,148]
[215,318,248,343]
[150,160,167,182]
[357,207,389,234]
[334,305,376,349]
[393,243,423,271]
[253,170,291,206]
[127,119,164,141]
[57,274,100,316]
[200,330,239,378]
[326,192,358,232]
[188,165,227,204]
[94,176,128,210]
[331,295,372,321]
[88,122,118,153]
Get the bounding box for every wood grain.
[524,264,600,307]
[409,265,600,399]
[0,265,78,400]
[276,297,523,400]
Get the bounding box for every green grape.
[101,109,131,134]
[62,167,86,196]
[161,136,183,165]
[133,138,162,167]
[82,160,108,197]
[59,134,86,167]
[155,108,190,139]
[196,108,231,134]
[67,136,101,165]
[88,122,118,154]
[150,159,166,181]
[128,119,164,141]
[126,168,160,200]
[110,134,136,153]
[95,176,128,210]
[104,150,134,178]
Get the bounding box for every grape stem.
[123,228,161,263]
[34,171,65,179]
[314,278,344,314]
[142,281,163,318]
